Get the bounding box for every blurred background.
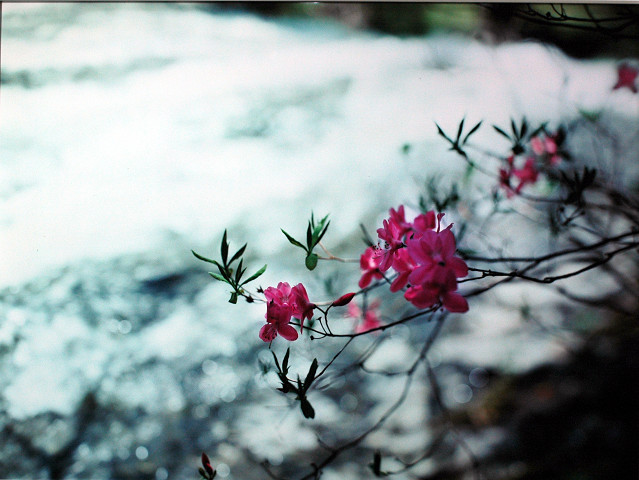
[1,3,637,479]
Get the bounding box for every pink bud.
[332,292,356,307]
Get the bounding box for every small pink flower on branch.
[260,302,298,342]
[359,246,383,288]
[375,218,405,272]
[260,281,316,341]
[346,300,382,333]
[613,63,638,93]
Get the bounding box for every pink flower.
[530,136,545,156]
[513,157,539,193]
[375,218,405,272]
[260,302,298,342]
[290,283,315,331]
[389,249,414,292]
[346,300,382,333]
[411,211,437,239]
[262,281,315,336]
[613,63,638,93]
[359,246,383,288]
[404,268,469,313]
[406,229,468,286]
[264,281,293,306]
[389,205,413,237]
[530,135,561,166]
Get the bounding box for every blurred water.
[0,3,631,479]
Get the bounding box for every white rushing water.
[1,3,626,289]
[1,3,636,478]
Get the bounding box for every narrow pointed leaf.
[192,250,219,265]
[272,350,281,372]
[435,122,453,143]
[283,347,290,373]
[304,358,318,391]
[493,125,510,140]
[511,118,518,138]
[456,117,465,142]
[520,117,528,138]
[229,243,247,265]
[234,258,244,284]
[315,221,330,245]
[209,272,228,283]
[242,264,267,285]
[281,229,307,251]
[221,230,229,265]
[306,222,313,249]
[462,120,482,144]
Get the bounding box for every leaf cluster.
[493,117,546,155]
[272,348,319,419]
[562,166,597,206]
[420,177,460,213]
[192,230,267,303]
[435,117,482,158]
[281,213,330,270]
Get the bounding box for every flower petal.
[277,323,299,341]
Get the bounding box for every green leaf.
[271,350,281,372]
[306,222,313,249]
[242,264,267,285]
[283,347,290,373]
[456,117,465,142]
[208,272,228,283]
[315,220,330,245]
[434,122,453,143]
[300,397,315,419]
[234,258,244,284]
[493,125,510,140]
[305,253,318,270]
[192,250,218,265]
[304,358,318,391]
[221,230,229,266]
[520,117,528,138]
[462,120,482,145]
[510,118,518,138]
[229,243,247,265]
[281,229,307,251]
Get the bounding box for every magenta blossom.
[375,218,405,272]
[359,246,384,288]
[389,249,414,292]
[404,268,469,313]
[260,302,298,342]
[411,211,437,238]
[290,283,315,331]
[262,281,315,337]
[513,157,539,193]
[407,229,468,286]
[346,300,382,334]
[389,205,413,237]
[613,63,638,93]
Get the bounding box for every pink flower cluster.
[259,282,315,342]
[360,206,469,313]
[499,132,562,197]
